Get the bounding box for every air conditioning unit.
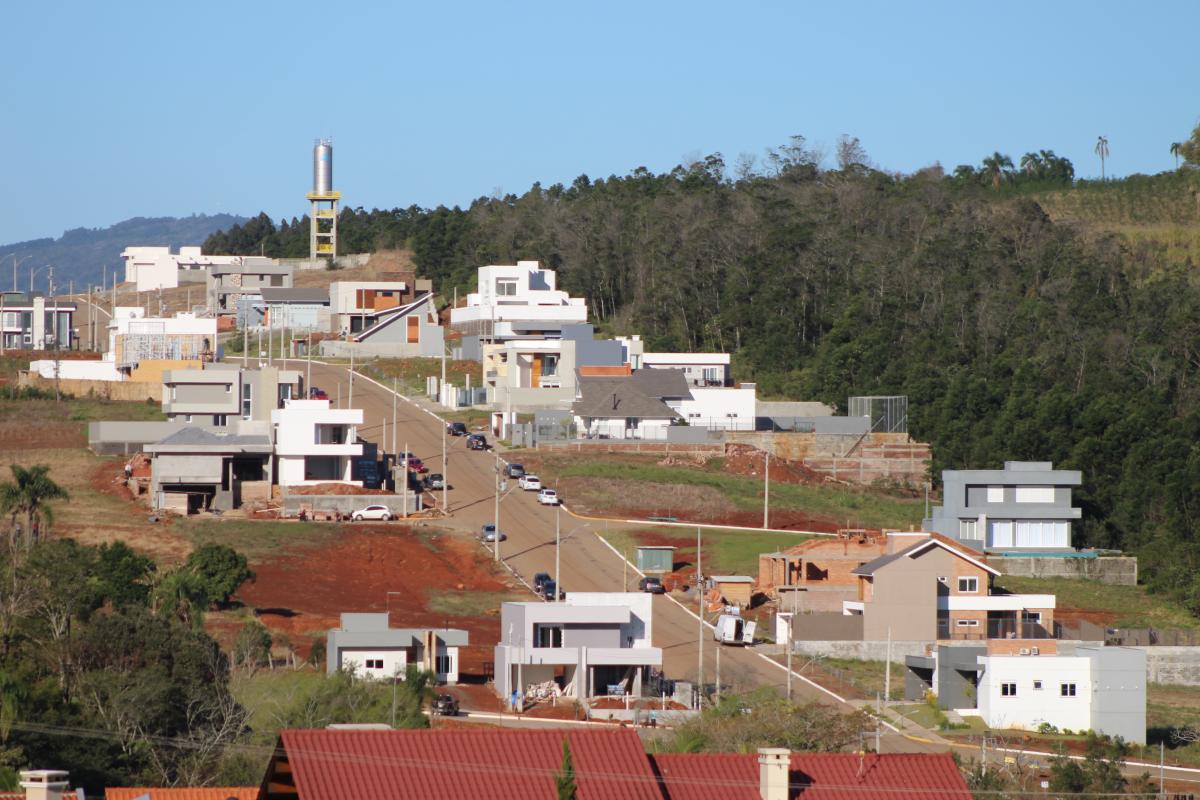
[1018,648,1031,656]
[1031,647,1040,655]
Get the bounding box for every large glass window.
[986,485,1004,503]
[496,279,518,296]
[1015,485,1055,503]
[533,624,563,648]
[988,520,1014,548]
[241,384,252,420]
[1014,521,1069,548]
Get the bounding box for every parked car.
[532,572,552,593]
[351,504,392,522]
[538,579,559,601]
[467,434,488,450]
[480,523,506,543]
[537,488,560,506]
[423,473,445,490]
[447,422,468,436]
[638,576,666,594]
[398,453,426,473]
[432,694,459,716]
[505,463,525,479]
[518,474,542,491]
[309,387,329,400]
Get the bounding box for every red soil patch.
[721,445,831,486]
[0,421,84,450]
[235,528,516,676]
[286,483,393,496]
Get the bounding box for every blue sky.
[2,0,1196,244]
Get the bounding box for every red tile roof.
[278,728,663,800]
[651,752,971,800]
[105,789,259,800]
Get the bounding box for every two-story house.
[161,365,303,426]
[0,292,75,350]
[847,535,1056,641]
[450,262,588,349]
[494,593,662,702]
[271,398,363,486]
[206,258,294,321]
[925,461,1082,552]
[328,280,432,335]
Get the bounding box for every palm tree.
[0,465,69,546]
[1020,152,1044,179]
[1095,136,1110,180]
[982,152,1014,189]
[1170,142,1182,170]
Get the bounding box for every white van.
[713,614,756,646]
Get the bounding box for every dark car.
[467,434,488,450]
[538,580,559,601]
[447,422,468,436]
[505,463,525,479]
[638,576,666,594]
[433,694,459,716]
[423,473,445,490]
[532,572,552,594]
[309,387,329,400]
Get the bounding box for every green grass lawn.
[993,575,1200,631]
[542,457,924,530]
[599,526,817,578]
[231,668,326,739]
[178,519,340,563]
[1147,683,1200,766]
[359,357,481,395]
[426,589,527,617]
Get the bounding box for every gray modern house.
[494,593,662,702]
[145,424,273,513]
[206,258,293,319]
[326,612,467,684]
[161,365,303,425]
[924,461,1082,552]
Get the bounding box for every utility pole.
[51,268,60,402]
[786,610,793,701]
[763,449,770,529]
[348,351,354,408]
[306,333,312,392]
[403,441,409,518]
[391,379,397,457]
[697,526,703,707]
[883,626,892,712]
[493,446,501,561]
[441,334,449,512]
[715,638,721,703]
[555,504,561,601]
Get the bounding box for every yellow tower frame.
[307,190,341,259]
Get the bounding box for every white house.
[271,398,363,486]
[494,592,662,701]
[975,645,1145,744]
[672,385,757,431]
[642,352,731,386]
[121,246,244,292]
[326,612,467,684]
[450,262,588,342]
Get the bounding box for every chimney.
[758,747,790,800]
[20,770,70,800]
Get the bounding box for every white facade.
[450,262,587,340]
[122,246,243,292]
[574,415,672,440]
[975,647,1145,743]
[642,352,731,386]
[673,385,756,431]
[271,399,363,486]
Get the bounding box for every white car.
[519,474,542,491]
[351,504,392,521]
[537,488,560,506]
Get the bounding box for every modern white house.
[641,351,732,387]
[672,385,757,431]
[494,593,662,702]
[271,398,363,486]
[924,461,1084,552]
[121,245,245,292]
[975,645,1145,744]
[450,262,588,343]
[326,612,467,684]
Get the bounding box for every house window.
[184,414,192,423]
[1022,611,1042,624]
[955,619,979,627]
[1033,680,1043,690]
[213,415,227,427]
[1001,683,1017,697]
[435,653,452,675]
[1015,485,1055,504]
[986,485,1004,503]
[364,659,383,670]
[496,279,517,297]
[533,624,563,648]
[242,384,252,420]
[1060,683,1077,697]
[542,354,559,377]
[958,577,979,593]
[959,519,977,540]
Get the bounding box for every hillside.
[0,213,247,291]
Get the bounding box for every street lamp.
[30,264,50,294]
[11,254,32,292]
[554,504,590,601]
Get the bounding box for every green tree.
[555,739,577,800]
[981,152,1014,188]
[233,620,272,674]
[1094,135,1110,179]
[183,544,254,608]
[278,667,431,730]
[94,541,155,608]
[1170,141,1182,169]
[667,689,867,753]
[0,465,68,545]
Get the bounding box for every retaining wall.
[1134,647,1200,686]
[988,555,1138,586]
[19,371,162,402]
[279,491,423,518]
[536,441,723,455]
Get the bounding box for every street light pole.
[697,526,704,707]
[763,449,770,529]
[493,446,501,561]
[555,504,561,600]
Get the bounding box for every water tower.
[306,139,340,259]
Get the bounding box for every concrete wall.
[537,440,723,455]
[792,613,864,641]
[988,555,1137,586]
[22,371,162,401]
[279,492,422,517]
[1136,647,1200,687]
[792,639,931,661]
[319,339,440,359]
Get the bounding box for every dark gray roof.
[146,426,273,454]
[260,287,329,304]
[851,537,996,577]
[573,377,680,420]
[630,368,692,400]
[850,548,910,577]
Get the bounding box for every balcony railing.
[938,619,1058,641]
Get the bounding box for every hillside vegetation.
[207,138,1200,614]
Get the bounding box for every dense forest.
[206,132,1200,613]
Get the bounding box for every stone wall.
[988,555,1138,586]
